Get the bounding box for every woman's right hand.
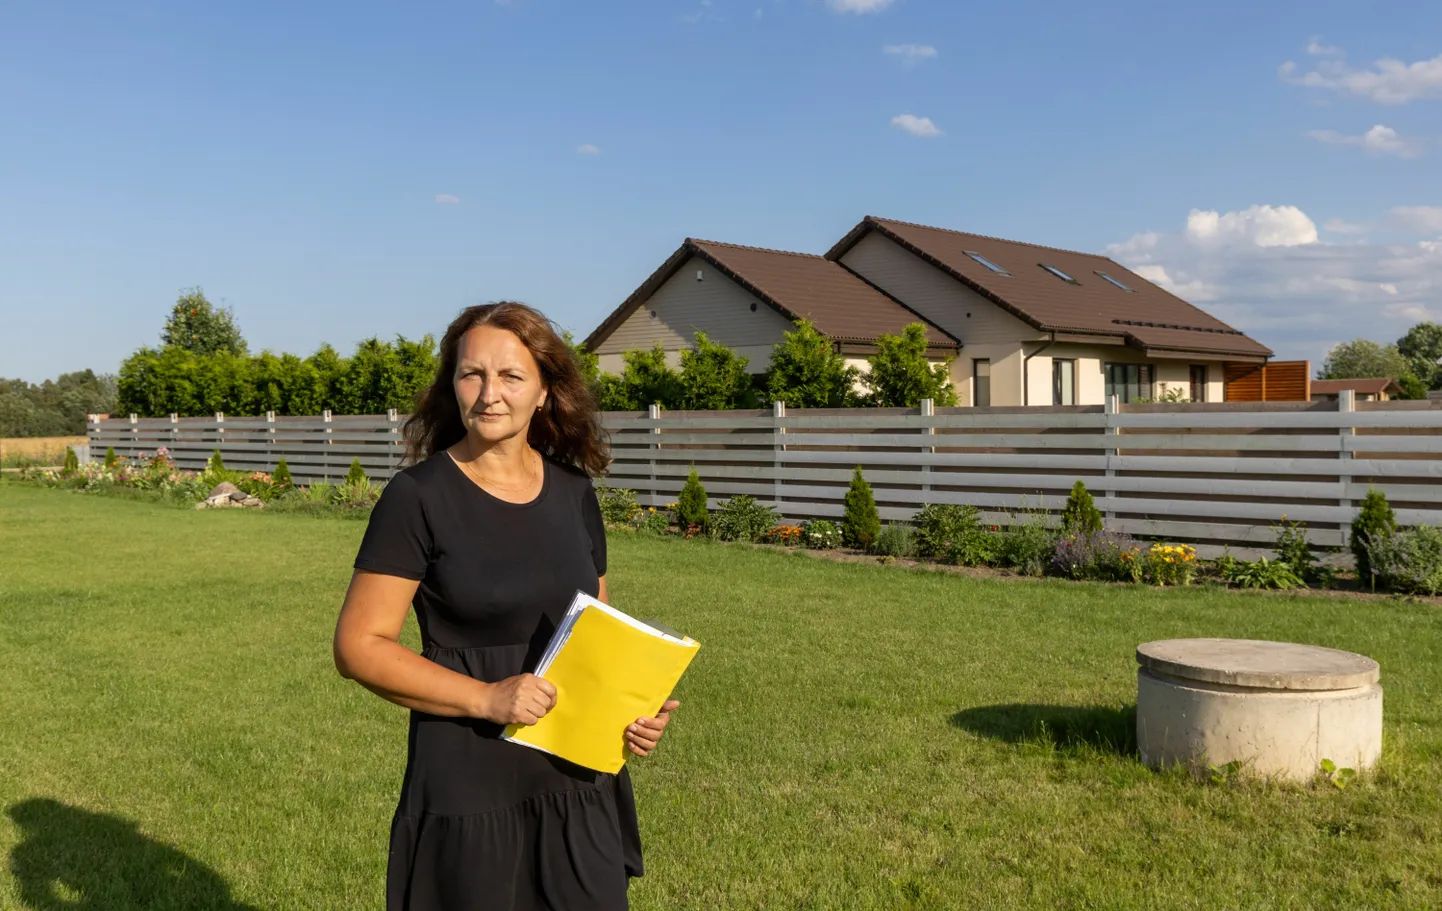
[480,674,557,726]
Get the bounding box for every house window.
[964,251,1010,275]
[1095,271,1133,292]
[1190,365,1208,403]
[1104,363,1153,404]
[1040,264,1078,284]
[1053,359,1076,406]
[973,359,992,407]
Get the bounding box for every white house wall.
[838,231,1045,344]
[595,255,793,374]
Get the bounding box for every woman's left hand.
[625,700,680,757]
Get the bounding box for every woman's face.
[453,325,547,446]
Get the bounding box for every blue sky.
[3,0,1440,382]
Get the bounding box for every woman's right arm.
[333,570,555,724]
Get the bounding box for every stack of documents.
[502,591,701,773]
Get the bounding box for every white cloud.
[883,44,937,65]
[1184,205,1318,247]
[1307,124,1420,157]
[890,113,942,138]
[576,143,601,155]
[1306,36,1340,57]
[1392,206,1442,234]
[829,0,895,13]
[1106,204,1442,365]
[1280,43,1442,105]
[434,194,460,205]
[1323,217,1367,235]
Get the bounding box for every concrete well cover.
[1136,638,1379,691]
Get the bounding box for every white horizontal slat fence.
[90,392,1442,558]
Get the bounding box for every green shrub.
[596,485,640,526]
[801,519,843,550]
[1222,557,1304,590]
[997,518,1057,577]
[873,524,916,558]
[912,503,998,565]
[62,447,79,477]
[1060,481,1103,536]
[842,467,881,550]
[272,458,294,490]
[709,495,780,543]
[344,458,367,487]
[630,507,671,536]
[103,447,118,469]
[1367,525,1442,596]
[1273,517,1315,581]
[329,475,381,510]
[1351,490,1397,589]
[208,449,225,474]
[677,467,708,529]
[1050,530,1142,582]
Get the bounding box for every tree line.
[1320,323,1442,398]
[0,371,117,437]
[112,290,957,418]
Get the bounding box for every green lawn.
[2,483,1441,910]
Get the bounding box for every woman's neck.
[454,434,535,482]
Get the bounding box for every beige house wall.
[838,232,1044,344]
[596,255,792,374]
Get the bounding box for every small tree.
[680,332,753,411]
[1397,321,1442,390]
[208,449,225,474]
[344,458,368,487]
[62,447,79,477]
[765,320,859,408]
[606,344,683,411]
[842,466,881,550]
[1318,339,1410,383]
[103,447,118,469]
[863,323,957,407]
[1351,489,1397,589]
[677,466,709,529]
[1060,480,1103,535]
[272,457,294,490]
[161,288,247,357]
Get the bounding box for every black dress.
[353,452,642,911]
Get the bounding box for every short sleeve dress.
[353,451,642,911]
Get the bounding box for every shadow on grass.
[7,798,260,911]
[951,703,1139,756]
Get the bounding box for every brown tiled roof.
[826,216,1273,361]
[584,238,958,352]
[1310,378,1400,396]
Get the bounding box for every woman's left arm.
[603,574,683,757]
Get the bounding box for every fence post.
[169,413,179,458]
[1103,395,1119,522]
[323,410,333,483]
[129,413,138,459]
[648,404,661,507]
[214,412,225,466]
[387,409,400,479]
[1338,389,1355,532]
[266,411,276,472]
[773,400,787,513]
[919,398,935,501]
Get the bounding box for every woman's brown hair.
[402,302,610,476]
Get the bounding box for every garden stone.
[1136,638,1382,781]
[208,482,241,499]
[241,497,263,508]
[229,490,249,502]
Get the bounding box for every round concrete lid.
[1136,638,1380,691]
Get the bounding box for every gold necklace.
[457,446,538,493]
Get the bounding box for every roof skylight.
[1040,264,1078,284]
[1095,271,1133,292]
[963,251,1009,275]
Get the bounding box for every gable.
[838,231,1042,345]
[593,254,794,356]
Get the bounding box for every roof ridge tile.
[868,215,1114,261]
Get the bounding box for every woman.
[333,302,679,910]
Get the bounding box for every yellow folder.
[502,592,700,774]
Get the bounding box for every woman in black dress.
[333,302,679,910]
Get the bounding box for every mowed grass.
[2,484,1442,910]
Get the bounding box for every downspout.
[1022,332,1058,407]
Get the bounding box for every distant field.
[2,483,1441,909]
[0,436,85,468]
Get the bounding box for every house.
[586,216,1274,406]
[1310,378,1402,403]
